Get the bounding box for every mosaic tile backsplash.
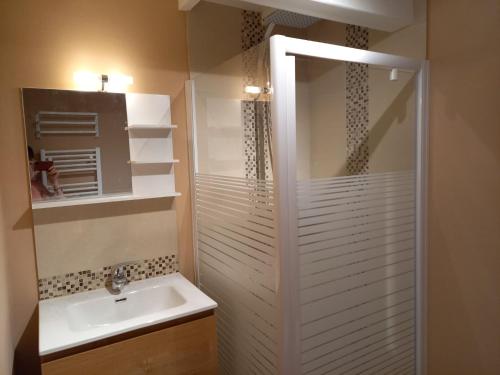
[38,254,178,300]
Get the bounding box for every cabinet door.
[42,316,218,375]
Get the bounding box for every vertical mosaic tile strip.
[242,101,273,180]
[346,24,369,49]
[346,25,370,175]
[38,254,178,300]
[241,10,273,181]
[242,101,258,179]
[242,10,264,179]
[241,10,265,87]
[257,100,273,181]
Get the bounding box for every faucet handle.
[110,261,139,277]
[107,261,139,294]
[113,264,125,277]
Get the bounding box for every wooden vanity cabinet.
[41,311,218,375]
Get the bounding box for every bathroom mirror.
[23,89,178,299]
[22,88,132,204]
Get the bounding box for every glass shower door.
[188,35,279,374]
[270,36,427,375]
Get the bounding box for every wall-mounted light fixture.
[73,71,100,91]
[244,85,273,96]
[107,74,134,92]
[73,71,134,92]
[244,85,263,95]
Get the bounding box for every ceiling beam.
[178,0,201,11]
[195,0,415,32]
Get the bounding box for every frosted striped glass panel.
[298,171,416,375]
[195,174,278,375]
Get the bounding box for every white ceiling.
[179,0,415,32]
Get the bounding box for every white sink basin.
[66,285,187,331]
[39,273,217,356]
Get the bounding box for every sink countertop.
[39,273,217,356]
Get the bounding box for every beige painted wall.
[187,4,423,181]
[370,0,427,59]
[368,68,417,173]
[188,2,248,177]
[427,0,500,373]
[32,202,179,278]
[187,2,313,178]
[0,0,193,372]
[188,1,243,78]
[294,17,424,179]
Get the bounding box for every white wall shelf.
[128,160,179,165]
[125,125,178,130]
[32,192,181,210]
[126,93,178,197]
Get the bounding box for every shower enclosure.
[188,35,428,375]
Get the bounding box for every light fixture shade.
[73,71,101,91]
[73,71,134,92]
[107,74,134,93]
[244,85,262,95]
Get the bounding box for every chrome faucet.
[107,262,135,294]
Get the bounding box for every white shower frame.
[270,35,429,375]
